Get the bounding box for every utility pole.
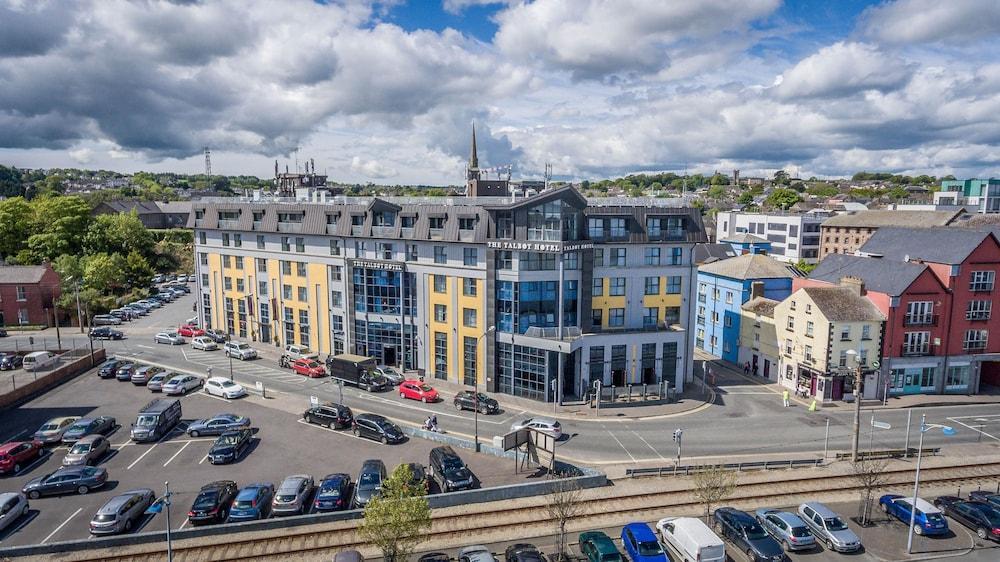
[851,359,863,462]
[672,428,683,465]
[74,280,84,334]
[51,294,61,350]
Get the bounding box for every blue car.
[312,473,352,513]
[879,494,949,535]
[621,522,668,561]
[227,483,274,522]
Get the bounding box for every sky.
[1,0,999,185]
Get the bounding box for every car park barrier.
[625,458,824,478]
[833,447,941,461]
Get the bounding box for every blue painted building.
[696,254,802,363]
[719,233,772,256]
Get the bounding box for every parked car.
[933,496,1000,541]
[312,473,352,513]
[621,522,667,562]
[33,416,81,444]
[0,353,23,370]
[187,413,251,437]
[61,416,116,443]
[204,377,247,399]
[755,508,816,552]
[89,488,155,535]
[97,359,122,378]
[399,379,439,403]
[154,331,185,345]
[224,341,257,360]
[879,494,949,535]
[428,445,475,492]
[203,329,229,344]
[458,545,496,562]
[272,474,315,516]
[504,543,546,562]
[177,324,205,338]
[208,428,253,464]
[22,465,108,498]
[798,502,861,552]
[353,460,387,509]
[352,413,405,444]
[374,365,404,385]
[137,299,161,309]
[108,308,135,321]
[510,417,563,439]
[63,434,111,467]
[579,531,624,562]
[0,493,29,533]
[656,516,726,562]
[115,362,137,381]
[92,314,122,326]
[162,374,203,395]
[188,480,238,526]
[418,553,451,562]
[968,491,1000,511]
[123,304,147,316]
[0,441,43,474]
[291,358,327,378]
[304,402,353,429]
[714,507,784,562]
[191,336,218,351]
[453,390,499,414]
[152,274,164,283]
[0,328,6,337]
[89,327,124,340]
[147,371,171,392]
[22,351,58,371]
[279,344,318,367]
[227,483,274,522]
[131,365,165,385]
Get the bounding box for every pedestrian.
[743,362,750,374]
[782,389,790,407]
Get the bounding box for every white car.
[162,374,203,395]
[0,493,29,533]
[510,417,563,439]
[154,332,185,345]
[457,546,494,562]
[176,275,188,283]
[204,377,247,399]
[224,341,257,360]
[137,299,161,309]
[92,314,122,326]
[191,336,218,351]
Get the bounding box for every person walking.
[743,362,750,375]
[782,389,790,407]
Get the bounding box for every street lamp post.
[672,428,683,465]
[907,415,956,553]
[228,351,234,382]
[164,481,173,562]
[847,349,864,462]
[472,326,496,453]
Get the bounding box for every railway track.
[56,461,1000,562]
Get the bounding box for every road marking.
[127,442,162,469]
[179,518,189,530]
[629,428,667,461]
[3,429,28,443]
[41,507,82,544]
[602,424,636,463]
[948,417,1000,441]
[294,419,382,444]
[136,345,154,350]
[199,454,209,465]
[181,349,189,361]
[201,392,232,403]
[163,441,191,467]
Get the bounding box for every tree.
[737,191,754,205]
[0,197,32,258]
[0,165,25,198]
[709,173,728,186]
[795,260,817,275]
[84,212,155,257]
[546,478,584,559]
[691,465,737,523]
[29,195,91,257]
[850,457,889,526]
[806,183,839,198]
[359,464,431,561]
[707,185,726,200]
[83,253,126,293]
[122,251,154,289]
[765,188,802,210]
[773,170,790,186]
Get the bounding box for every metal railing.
[903,315,938,327]
[625,458,824,477]
[900,344,933,357]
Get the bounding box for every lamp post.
[907,415,956,554]
[847,349,864,462]
[472,326,496,452]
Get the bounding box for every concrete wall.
[0,348,105,411]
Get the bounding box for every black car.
[203,328,229,343]
[505,543,545,562]
[353,459,387,509]
[968,491,1000,511]
[0,328,7,337]
[715,507,785,562]
[89,327,125,340]
[97,359,122,378]
[304,403,354,429]
[187,480,238,525]
[934,496,1000,542]
[61,416,117,443]
[22,466,108,498]
[312,473,352,513]
[453,390,500,414]
[418,555,451,562]
[208,428,253,464]
[115,362,137,381]
[428,446,475,492]
[352,413,405,444]
[0,353,23,370]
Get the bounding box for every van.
[656,517,726,562]
[22,351,59,372]
[130,399,182,442]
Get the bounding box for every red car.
[399,380,439,403]
[0,440,43,474]
[177,324,206,338]
[292,358,326,378]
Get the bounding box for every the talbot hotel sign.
[486,241,595,254]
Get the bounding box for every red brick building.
[0,264,62,328]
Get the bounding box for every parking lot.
[0,359,534,548]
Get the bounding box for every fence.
[625,458,824,478]
[0,346,106,411]
[834,447,941,461]
[587,382,678,408]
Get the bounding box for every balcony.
[900,344,933,357]
[964,341,988,352]
[277,222,302,233]
[903,315,938,327]
[218,219,239,229]
[351,225,363,236]
[194,218,204,227]
[967,311,992,322]
[970,284,994,294]
[429,228,444,240]
[401,227,414,238]
[372,225,395,238]
[252,220,263,230]
[326,224,337,235]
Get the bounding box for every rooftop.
[719,233,769,245]
[822,209,960,228]
[742,296,779,318]
[799,286,885,322]
[859,227,997,265]
[699,253,804,280]
[0,264,53,284]
[808,253,930,296]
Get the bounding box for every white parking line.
[199,454,209,465]
[179,518,189,530]
[127,442,160,469]
[295,419,382,444]
[15,452,50,474]
[163,441,191,467]
[201,393,232,403]
[41,507,82,544]
[136,345,154,350]
[3,429,28,443]
[948,417,1000,441]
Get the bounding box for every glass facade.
[352,267,416,315]
[354,319,416,370]
[498,342,553,401]
[496,280,579,334]
[527,201,579,241]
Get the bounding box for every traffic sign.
[871,360,880,369]
[309,395,319,406]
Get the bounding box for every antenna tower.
[204,147,211,177]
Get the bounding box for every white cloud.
[350,156,398,179]
[776,42,912,98]
[858,0,1000,45]
[68,148,93,164]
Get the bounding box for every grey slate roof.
[0,265,49,284]
[693,243,737,265]
[800,286,885,322]
[720,233,769,244]
[699,253,803,280]
[808,254,929,296]
[859,227,997,265]
[742,297,779,318]
[822,209,960,228]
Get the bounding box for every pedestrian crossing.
[186,351,307,384]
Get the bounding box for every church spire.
[469,122,479,170]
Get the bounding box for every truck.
[325,354,386,392]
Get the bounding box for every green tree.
[887,186,909,200]
[737,191,754,205]
[83,253,126,293]
[709,173,728,186]
[773,170,790,186]
[29,196,91,256]
[806,183,839,198]
[707,185,726,199]
[122,251,154,289]
[795,260,817,274]
[359,464,431,561]
[0,165,25,198]
[765,188,802,210]
[0,197,32,258]
[85,212,155,257]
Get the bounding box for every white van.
[22,351,59,372]
[656,516,726,562]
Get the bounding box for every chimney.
[840,276,865,296]
[750,281,765,300]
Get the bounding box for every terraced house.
[190,183,706,403]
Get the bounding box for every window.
[594,248,604,267]
[860,348,869,365]
[401,216,415,229]
[964,329,988,351]
[434,246,447,264]
[463,247,478,266]
[331,291,343,307]
[295,237,305,252]
[862,324,872,340]
[258,280,268,296]
[906,301,934,325]
[609,308,625,327]
[297,287,308,302]
[588,217,605,238]
[711,311,719,324]
[281,261,291,275]
[839,350,848,367]
[840,326,851,341]
[233,233,242,247]
[638,307,657,328]
[610,248,626,267]
[434,304,447,322]
[667,276,682,294]
[790,300,797,311]
[329,240,341,256]
[198,231,207,245]
[724,315,733,328]
[434,332,447,380]
[609,277,625,296]
[967,300,992,321]
[299,309,310,348]
[664,306,680,324]
[282,284,292,299]
[222,277,232,291]
[784,339,792,354]
[222,233,230,247]
[669,247,683,265]
[17,308,28,324]
[222,255,231,268]
[644,247,661,266]
[15,286,26,301]
[592,309,603,327]
[463,308,477,328]
[592,277,604,296]
[463,337,477,386]
[331,265,343,281]
[283,306,295,344]
[495,250,512,270]
[786,317,794,330]
[463,278,477,297]
[235,256,244,270]
[459,217,475,231]
[804,345,813,362]
[970,271,995,292]
[609,218,626,238]
[517,252,555,272]
[407,244,418,261]
[644,276,660,295]
[377,243,393,260]
[713,288,720,300]
[946,365,970,389]
[903,331,930,355]
[725,291,733,304]
[805,303,811,314]
[434,275,447,293]
[296,262,306,276]
[805,321,814,337]
[429,217,445,230]
[201,273,209,286]
[281,237,290,251]
[236,279,245,292]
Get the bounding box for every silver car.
[162,374,203,395]
[63,434,111,467]
[0,492,29,533]
[224,341,257,360]
[755,508,816,551]
[147,371,172,392]
[272,474,315,516]
[33,416,80,444]
[798,502,861,552]
[89,489,155,535]
[154,331,185,345]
